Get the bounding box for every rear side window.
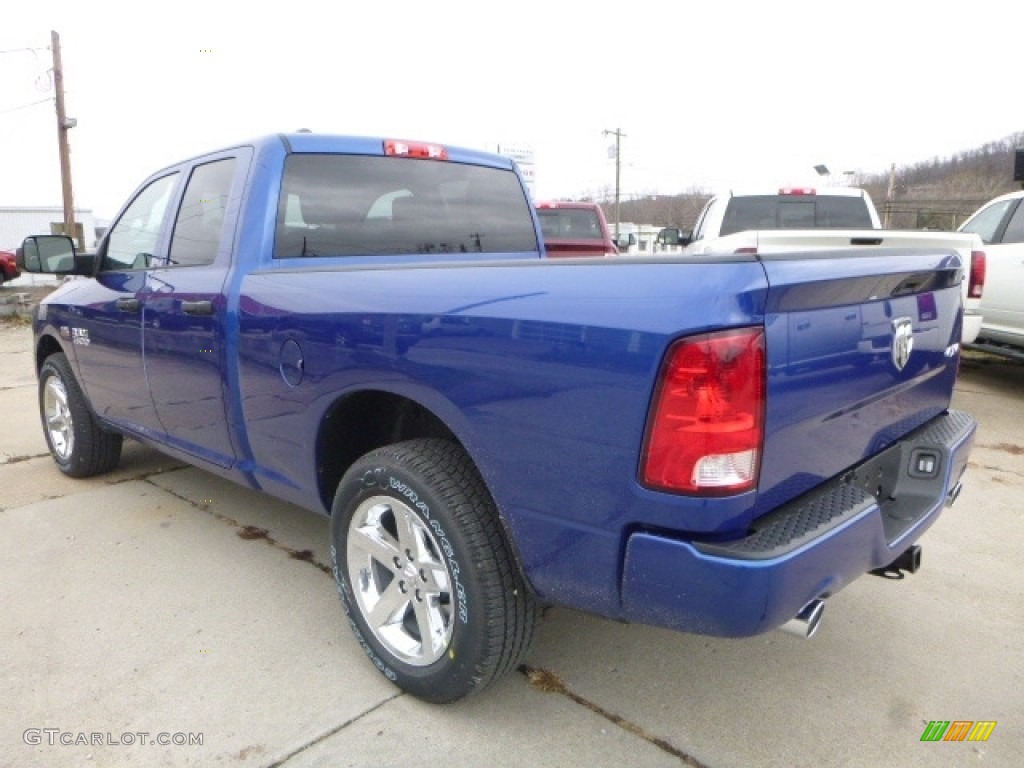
[168,157,237,268]
[720,195,874,236]
[537,209,603,240]
[274,155,538,257]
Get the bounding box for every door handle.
[181,300,214,316]
[116,297,140,312]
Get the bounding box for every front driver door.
[70,172,179,435]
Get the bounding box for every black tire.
[330,438,537,703]
[39,353,123,478]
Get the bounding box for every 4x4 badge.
[892,317,913,371]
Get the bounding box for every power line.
[0,97,50,115]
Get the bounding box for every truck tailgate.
[747,229,979,253]
[754,248,964,518]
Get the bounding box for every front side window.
[691,199,717,242]
[104,173,179,270]
[167,158,237,267]
[274,154,538,258]
[959,199,1015,244]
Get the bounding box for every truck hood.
[753,247,963,518]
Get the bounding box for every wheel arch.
[315,388,464,513]
[35,332,66,372]
[314,388,534,590]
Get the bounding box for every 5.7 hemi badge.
[60,326,91,346]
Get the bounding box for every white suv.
[959,190,1024,354]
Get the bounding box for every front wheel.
[331,438,537,703]
[39,353,123,477]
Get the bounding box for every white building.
[0,207,99,252]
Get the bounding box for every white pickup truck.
[659,188,986,344]
[958,189,1024,359]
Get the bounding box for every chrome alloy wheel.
[346,496,454,666]
[43,375,74,461]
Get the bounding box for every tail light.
[384,140,449,160]
[968,250,985,299]
[641,327,766,495]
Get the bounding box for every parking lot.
[1,317,1020,768]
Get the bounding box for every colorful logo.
[920,720,996,742]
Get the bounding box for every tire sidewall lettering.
[356,469,469,625]
[331,544,399,682]
[330,441,532,702]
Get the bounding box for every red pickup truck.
[535,201,620,257]
[1,249,22,285]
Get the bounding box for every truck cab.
[687,187,881,249]
[535,200,621,257]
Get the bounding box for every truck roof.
[724,187,870,198]
[535,200,604,210]
[143,133,520,178]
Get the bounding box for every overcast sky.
[1,0,1020,223]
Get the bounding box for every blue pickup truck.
[19,133,976,703]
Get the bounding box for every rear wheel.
[331,438,537,703]
[39,353,123,477]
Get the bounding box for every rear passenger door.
[142,150,250,467]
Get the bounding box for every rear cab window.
[274,155,539,258]
[720,195,874,236]
[537,208,602,240]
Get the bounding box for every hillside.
[593,131,1023,232]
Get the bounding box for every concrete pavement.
[1,319,1020,767]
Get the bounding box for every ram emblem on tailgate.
[892,317,913,371]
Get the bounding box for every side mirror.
[19,235,94,276]
[656,227,692,247]
[615,233,636,249]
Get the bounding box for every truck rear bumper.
[620,410,976,637]
[962,312,982,345]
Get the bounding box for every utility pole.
[883,162,896,229]
[603,128,625,239]
[51,30,78,248]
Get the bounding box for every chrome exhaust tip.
[947,481,963,506]
[778,598,825,639]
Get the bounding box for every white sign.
[498,143,536,199]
